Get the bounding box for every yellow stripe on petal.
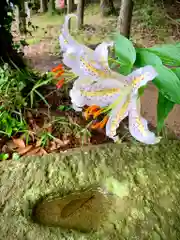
[134,117,147,135]
[81,88,120,97]
[80,57,109,78]
[132,75,144,87]
[109,96,130,137]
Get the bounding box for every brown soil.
[141,83,180,138]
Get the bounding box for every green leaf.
[172,68,180,79]
[153,65,180,104]
[118,64,132,75]
[114,33,136,66]
[147,43,180,67]
[138,85,147,98]
[34,89,50,108]
[135,49,180,104]
[157,92,175,132]
[135,48,163,67]
[58,105,72,111]
[0,153,9,161]
[12,153,21,161]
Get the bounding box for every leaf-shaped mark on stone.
[61,195,95,218]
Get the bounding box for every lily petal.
[93,41,113,70]
[59,15,117,82]
[106,94,130,141]
[70,79,125,111]
[129,97,161,144]
[59,14,94,71]
[126,66,158,94]
[60,14,92,54]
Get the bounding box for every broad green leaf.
[118,64,132,75]
[157,92,175,132]
[172,68,180,79]
[147,43,180,67]
[135,48,163,67]
[114,33,136,66]
[153,65,180,104]
[135,49,180,104]
[138,85,147,98]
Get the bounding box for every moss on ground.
[1,140,180,239]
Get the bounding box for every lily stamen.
[84,105,100,120]
[91,116,109,129]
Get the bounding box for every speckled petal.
[128,97,161,144]
[126,66,158,94]
[70,79,124,111]
[59,15,123,82]
[93,41,113,70]
[59,14,94,71]
[105,95,130,142]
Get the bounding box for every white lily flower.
[59,14,125,86]
[70,65,161,145]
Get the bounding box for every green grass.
[26,37,41,45]
[31,13,64,28]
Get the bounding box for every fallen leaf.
[38,148,48,156]
[63,139,70,145]
[6,140,17,150]
[24,147,41,156]
[12,138,26,148]
[26,111,33,119]
[2,144,10,153]
[43,123,52,133]
[36,139,42,147]
[54,138,64,145]
[22,130,35,142]
[54,138,70,146]
[17,145,33,155]
[49,141,57,151]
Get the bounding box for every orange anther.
[84,105,100,120]
[91,122,101,129]
[93,109,103,118]
[56,78,65,89]
[55,70,64,78]
[91,116,109,129]
[52,64,63,73]
[99,116,108,128]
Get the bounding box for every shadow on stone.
[32,187,114,233]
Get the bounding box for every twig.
[166,14,180,26]
[166,14,180,35]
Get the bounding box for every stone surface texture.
[0,141,180,239]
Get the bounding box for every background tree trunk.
[77,0,85,29]
[118,0,133,38]
[48,0,56,14]
[40,0,48,12]
[100,0,116,17]
[0,0,25,68]
[17,0,27,35]
[67,0,73,13]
